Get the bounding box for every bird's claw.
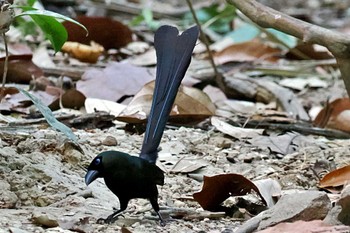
[96,218,108,224]
[159,220,166,227]
[96,214,125,224]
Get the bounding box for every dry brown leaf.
[248,132,310,155]
[48,89,86,111]
[31,76,55,92]
[202,85,227,104]
[170,157,207,174]
[116,81,215,124]
[252,109,297,124]
[0,45,42,84]
[193,173,266,212]
[213,39,281,65]
[0,86,18,99]
[85,98,126,117]
[257,220,350,233]
[253,178,281,207]
[211,116,264,139]
[319,165,350,189]
[0,87,19,109]
[129,47,156,66]
[1,90,56,114]
[121,227,133,233]
[286,43,333,60]
[77,62,154,102]
[0,54,43,84]
[45,86,63,97]
[314,98,350,132]
[63,16,132,50]
[62,41,104,63]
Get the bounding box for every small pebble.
[102,136,118,146]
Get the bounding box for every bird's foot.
[96,218,107,224]
[159,219,166,227]
[157,211,166,227]
[97,214,124,224]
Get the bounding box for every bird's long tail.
[140,25,199,163]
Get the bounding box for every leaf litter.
[1,0,350,232]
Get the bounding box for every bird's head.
[85,155,104,186]
[85,151,130,186]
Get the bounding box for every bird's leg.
[150,197,165,226]
[156,210,165,227]
[97,200,128,224]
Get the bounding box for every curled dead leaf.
[213,39,281,64]
[116,81,216,124]
[170,157,208,174]
[314,98,350,133]
[62,41,104,63]
[85,98,126,117]
[193,173,267,212]
[319,165,350,190]
[48,89,86,111]
[211,116,264,139]
[253,178,281,207]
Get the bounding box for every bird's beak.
[85,170,100,185]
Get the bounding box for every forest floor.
[1,0,350,233]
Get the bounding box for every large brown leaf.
[116,81,216,124]
[63,16,132,50]
[314,98,350,133]
[193,173,266,212]
[76,62,154,102]
[319,165,350,189]
[213,39,281,65]
[0,55,43,84]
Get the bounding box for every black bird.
[85,25,199,225]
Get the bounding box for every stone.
[32,212,59,228]
[258,191,331,230]
[324,184,350,226]
[235,191,331,232]
[102,135,118,146]
[0,180,18,208]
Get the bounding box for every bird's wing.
[140,25,199,164]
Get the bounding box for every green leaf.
[27,0,37,7]
[30,15,67,52]
[14,8,88,52]
[13,16,39,36]
[266,28,297,48]
[226,23,260,43]
[184,4,236,34]
[18,88,77,142]
[129,8,159,30]
[129,14,144,27]
[16,9,87,33]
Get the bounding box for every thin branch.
[1,31,8,88]
[185,0,225,90]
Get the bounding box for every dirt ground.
[1,114,350,232]
[1,0,350,232]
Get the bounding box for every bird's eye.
[94,157,101,165]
